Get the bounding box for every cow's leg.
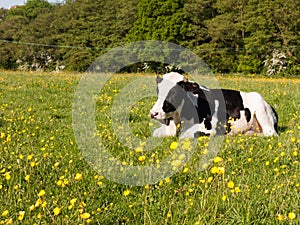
[227,110,251,135]
[180,122,211,139]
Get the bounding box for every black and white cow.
[150,72,278,138]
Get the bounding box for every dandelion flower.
[277,214,285,221]
[138,155,146,162]
[70,198,77,206]
[53,207,61,216]
[18,211,25,221]
[5,173,11,180]
[288,212,296,220]
[135,147,143,153]
[1,210,9,217]
[211,166,219,174]
[38,190,46,197]
[75,173,83,181]
[35,199,43,207]
[41,201,47,208]
[227,181,234,189]
[123,190,130,196]
[222,195,227,201]
[206,177,213,183]
[25,175,30,182]
[183,167,189,173]
[80,212,91,219]
[170,141,179,150]
[217,167,225,175]
[213,156,223,163]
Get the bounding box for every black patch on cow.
[271,106,278,132]
[156,76,163,84]
[245,108,251,122]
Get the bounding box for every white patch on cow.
[199,85,210,92]
[162,72,184,83]
[150,72,184,120]
[210,100,220,135]
[240,92,278,136]
[153,119,177,137]
[228,110,251,135]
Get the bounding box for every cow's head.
[150,72,200,126]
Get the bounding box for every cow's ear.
[156,76,163,84]
[183,77,189,82]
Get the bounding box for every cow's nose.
[150,112,158,118]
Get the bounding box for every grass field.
[0,71,299,224]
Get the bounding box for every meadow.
[0,71,299,224]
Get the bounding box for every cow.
[150,72,278,139]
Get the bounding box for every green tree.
[240,0,300,74]
[200,0,246,73]
[127,0,186,43]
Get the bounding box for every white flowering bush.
[263,50,287,76]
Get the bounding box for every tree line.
[0,0,299,75]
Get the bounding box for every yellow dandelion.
[1,210,9,217]
[135,146,143,153]
[123,190,130,196]
[25,175,30,182]
[41,201,47,208]
[206,176,213,183]
[221,195,227,201]
[170,141,179,150]
[227,181,235,189]
[217,167,225,175]
[234,187,241,193]
[290,137,296,142]
[80,212,91,219]
[18,211,25,221]
[35,199,43,207]
[27,154,34,161]
[213,156,223,163]
[211,166,219,174]
[183,167,189,173]
[288,212,296,220]
[5,172,11,180]
[38,190,46,197]
[75,173,83,181]
[53,207,61,216]
[277,214,285,221]
[138,155,146,162]
[70,198,77,206]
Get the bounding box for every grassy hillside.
[0,71,299,224]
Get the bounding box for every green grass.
[0,71,299,224]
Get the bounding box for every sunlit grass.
[0,71,299,224]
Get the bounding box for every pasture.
[0,71,299,224]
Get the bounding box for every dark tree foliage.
[0,0,299,74]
